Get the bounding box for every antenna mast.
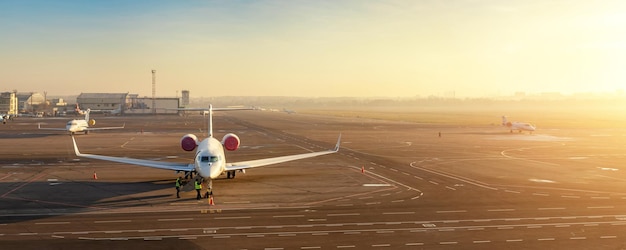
[151,69,156,115]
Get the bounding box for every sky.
[1,0,626,98]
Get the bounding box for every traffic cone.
[93,171,98,180]
[361,166,365,173]
[208,195,215,205]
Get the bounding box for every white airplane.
[71,105,341,191]
[38,108,125,134]
[502,116,536,133]
[1,114,14,124]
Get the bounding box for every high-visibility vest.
[175,178,181,187]
[194,181,201,190]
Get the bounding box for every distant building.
[77,92,179,115]
[16,92,45,113]
[0,92,19,115]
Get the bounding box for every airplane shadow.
[0,179,179,224]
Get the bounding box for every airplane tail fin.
[501,116,507,126]
[85,109,91,122]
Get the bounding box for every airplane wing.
[225,134,341,172]
[71,136,194,172]
[86,123,126,131]
[38,123,68,131]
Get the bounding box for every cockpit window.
[200,156,220,163]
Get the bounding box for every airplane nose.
[197,163,212,178]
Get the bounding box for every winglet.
[38,123,41,129]
[333,133,342,152]
[71,136,82,156]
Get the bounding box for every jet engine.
[221,133,240,151]
[89,119,96,126]
[181,134,198,151]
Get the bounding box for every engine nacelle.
[221,133,240,151]
[181,134,198,151]
[89,119,96,126]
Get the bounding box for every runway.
[1,110,626,249]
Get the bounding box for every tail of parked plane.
[502,116,511,127]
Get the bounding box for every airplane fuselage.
[67,120,89,133]
[194,137,227,179]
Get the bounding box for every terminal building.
[77,92,180,115]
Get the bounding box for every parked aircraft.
[1,114,14,124]
[502,116,536,133]
[38,108,125,134]
[71,105,340,191]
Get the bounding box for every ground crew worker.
[195,179,202,200]
[175,177,182,198]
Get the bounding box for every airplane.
[1,114,14,124]
[74,103,87,115]
[38,108,125,134]
[71,105,341,191]
[502,116,536,133]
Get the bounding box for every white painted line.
[327,213,360,217]
[561,195,580,198]
[429,181,439,185]
[391,200,404,203]
[35,222,70,225]
[105,231,122,234]
[507,239,523,242]
[533,193,549,196]
[157,218,193,222]
[538,207,565,210]
[473,240,491,243]
[468,228,485,231]
[570,237,586,240]
[405,243,424,246]
[138,230,156,232]
[538,238,555,241]
[363,184,391,187]
[337,246,355,248]
[372,244,391,247]
[445,186,456,190]
[273,215,305,218]
[180,237,197,240]
[95,220,131,223]
[440,242,457,245]
[588,206,614,209]
[383,212,415,215]
[505,190,520,194]
[600,236,617,239]
[436,210,467,213]
[488,209,515,212]
[214,216,251,220]
[591,197,610,199]
[170,229,188,232]
[19,233,38,236]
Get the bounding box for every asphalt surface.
[1,111,626,249]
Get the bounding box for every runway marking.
[570,237,586,240]
[436,210,467,213]
[157,218,193,222]
[538,207,565,210]
[95,220,131,223]
[410,162,497,190]
[440,242,457,245]
[505,190,520,194]
[35,221,70,225]
[601,236,617,239]
[372,244,390,247]
[273,215,305,218]
[362,184,391,187]
[105,231,122,234]
[591,197,610,199]
[405,243,424,246]
[506,239,523,242]
[445,186,456,190]
[532,193,549,196]
[214,216,251,220]
[588,206,614,209]
[383,212,415,215]
[538,238,555,241]
[561,195,580,198]
[488,209,515,212]
[473,240,491,243]
[337,246,355,248]
[429,181,439,185]
[391,200,404,203]
[301,247,321,249]
[327,213,359,217]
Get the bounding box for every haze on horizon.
[1,0,625,98]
